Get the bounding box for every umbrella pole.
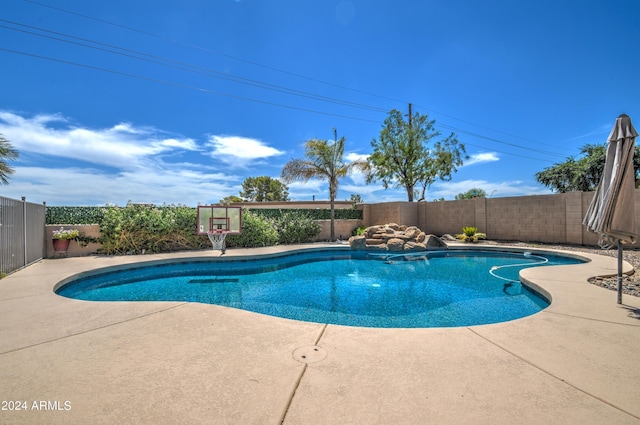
[617,240,623,304]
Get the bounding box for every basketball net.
[207,230,228,254]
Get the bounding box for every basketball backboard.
[197,205,242,235]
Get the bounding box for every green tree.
[240,176,289,202]
[219,195,243,205]
[349,193,363,206]
[535,144,640,193]
[455,188,487,200]
[281,128,367,240]
[0,134,19,185]
[367,107,467,201]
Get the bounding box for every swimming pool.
[56,248,586,328]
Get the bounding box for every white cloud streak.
[464,152,499,166]
[0,111,259,205]
[207,135,285,163]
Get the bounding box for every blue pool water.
[56,249,585,328]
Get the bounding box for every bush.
[271,211,321,244]
[352,226,367,236]
[98,204,209,255]
[225,209,279,248]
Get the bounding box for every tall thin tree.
[0,134,19,185]
[281,129,366,240]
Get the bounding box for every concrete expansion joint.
[279,325,329,424]
[0,303,187,356]
[468,327,640,422]
[543,310,640,327]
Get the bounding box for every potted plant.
[52,227,80,252]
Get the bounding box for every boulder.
[366,238,385,245]
[348,235,366,250]
[387,238,405,252]
[347,223,448,252]
[425,235,448,249]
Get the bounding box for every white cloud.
[207,135,284,162]
[464,152,499,166]
[3,166,241,206]
[0,111,250,205]
[345,152,369,162]
[0,111,199,169]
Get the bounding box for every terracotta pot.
[53,238,71,252]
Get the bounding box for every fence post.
[22,196,27,267]
[43,201,47,259]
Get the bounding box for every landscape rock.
[348,235,366,250]
[425,235,448,248]
[387,238,405,252]
[348,223,448,252]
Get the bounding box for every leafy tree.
[0,134,19,185]
[367,108,467,201]
[219,195,243,205]
[535,144,640,193]
[349,193,363,206]
[239,176,289,202]
[455,188,487,200]
[281,128,367,240]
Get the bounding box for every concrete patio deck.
[1,244,639,425]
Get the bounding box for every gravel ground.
[484,240,640,297]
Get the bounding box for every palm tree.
[0,134,19,185]
[281,129,367,241]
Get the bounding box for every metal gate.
[0,196,45,276]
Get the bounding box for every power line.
[0,19,389,114]
[0,45,565,164]
[22,0,565,152]
[6,3,575,163]
[0,47,382,124]
[1,18,570,160]
[23,0,408,106]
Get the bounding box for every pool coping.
[1,243,640,424]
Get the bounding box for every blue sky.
[1,0,638,206]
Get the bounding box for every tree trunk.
[406,184,414,202]
[330,196,335,241]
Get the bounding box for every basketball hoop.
[197,205,242,254]
[207,230,228,254]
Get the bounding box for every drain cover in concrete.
[292,345,327,364]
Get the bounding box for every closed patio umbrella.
[583,114,638,304]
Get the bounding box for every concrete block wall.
[312,220,362,242]
[362,202,418,228]
[46,224,102,258]
[417,199,475,237]
[365,190,640,248]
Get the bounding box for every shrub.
[98,203,209,255]
[352,226,367,236]
[455,226,487,243]
[271,211,321,244]
[225,209,279,248]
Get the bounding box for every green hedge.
[251,208,362,220]
[46,206,108,224]
[46,206,362,225]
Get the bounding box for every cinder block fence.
[361,191,640,248]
